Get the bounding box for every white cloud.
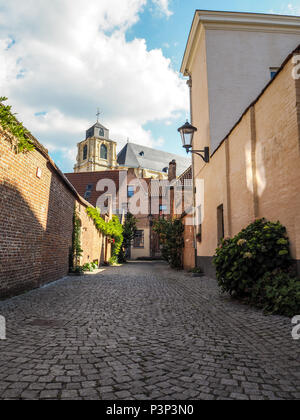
[286,3,300,14]
[270,3,300,15]
[0,0,187,171]
[152,0,173,18]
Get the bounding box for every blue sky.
[0,0,299,172]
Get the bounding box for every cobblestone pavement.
[0,261,299,400]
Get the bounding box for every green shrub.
[153,218,184,270]
[213,219,292,297]
[70,209,83,271]
[118,213,137,263]
[108,256,118,266]
[82,263,94,272]
[250,269,300,317]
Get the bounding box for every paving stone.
[0,261,299,401]
[40,390,60,399]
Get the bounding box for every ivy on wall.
[0,97,35,153]
[86,207,124,264]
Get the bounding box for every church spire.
[96,108,101,123]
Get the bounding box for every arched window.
[83,144,88,160]
[100,144,108,160]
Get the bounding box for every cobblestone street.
[0,261,299,400]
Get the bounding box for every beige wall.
[205,28,300,152]
[254,60,300,260]
[131,227,150,260]
[183,11,300,155]
[189,53,300,272]
[183,217,195,270]
[191,28,210,181]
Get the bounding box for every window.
[270,67,279,79]
[159,204,167,215]
[133,230,144,248]
[83,145,88,160]
[84,184,93,201]
[99,128,104,137]
[162,167,168,173]
[217,204,225,245]
[127,185,135,198]
[100,144,108,160]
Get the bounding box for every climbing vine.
[153,217,185,270]
[0,97,35,153]
[86,207,124,264]
[70,208,83,271]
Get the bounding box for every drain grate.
[27,319,66,328]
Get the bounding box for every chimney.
[168,160,176,181]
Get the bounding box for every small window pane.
[133,230,144,248]
[83,145,88,160]
[128,186,134,198]
[100,144,108,160]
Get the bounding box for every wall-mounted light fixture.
[178,121,210,163]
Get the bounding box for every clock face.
[99,128,104,137]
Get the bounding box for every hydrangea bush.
[213,219,300,316]
[213,219,291,296]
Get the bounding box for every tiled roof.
[65,171,122,208]
[117,142,191,175]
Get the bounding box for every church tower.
[74,117,118,173]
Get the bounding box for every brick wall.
[0,129,107,298]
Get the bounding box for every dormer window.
[270,67,279,79]
[162,167,168,173]
[83,145,88,160]
[99,127,104,137]
[100,144,108,160]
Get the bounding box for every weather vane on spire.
[96,108,101,123]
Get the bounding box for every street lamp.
[178,121,210,163]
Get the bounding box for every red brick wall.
[0,129,105,298]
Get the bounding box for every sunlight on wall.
[245,141,266,197]
[256,142,266,197]
[245,141,254,194]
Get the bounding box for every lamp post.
[178,121,210,163]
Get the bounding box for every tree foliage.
[69,208,83,271]
[153,217,184,270]
[0,97,35,153]
[118,212,137,263]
